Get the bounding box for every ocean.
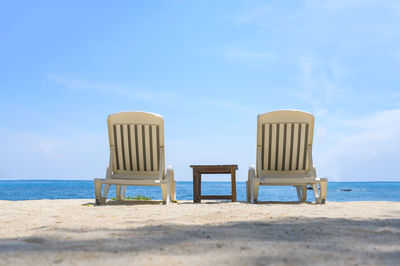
[1,180,399,202]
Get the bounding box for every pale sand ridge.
[0,200,399,265]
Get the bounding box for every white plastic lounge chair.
[246,110,327,204]
[94,111,176,205]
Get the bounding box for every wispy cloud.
[232,4,302,30]
[0,127,105,179]
[191,98,255,115]
[393,92,400,107]
[392,2,400,14]
[233,5,273,26]
[233,0,400,35]
[317,109,400,180]
[4,131,65,159]
[304,0,387,10]
[293,54,351,110]
[49,74,173,101]
[217,46,274,62]
[50,73,258,114]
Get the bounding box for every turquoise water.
[0,181,399,202]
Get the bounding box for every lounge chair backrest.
[107,112,165,177]
[257,110,314,177]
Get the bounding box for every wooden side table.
[190,164,238,203]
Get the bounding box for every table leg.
[193,169,197,203]
[231,169,237,202]
[198,173,202,203]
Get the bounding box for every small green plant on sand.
[126,194,152,200]
[111,193,151,201]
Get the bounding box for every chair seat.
[111,172,161,180]
[95,178,167,186]
[257,177,327,186]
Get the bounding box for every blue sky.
[1,0,400,181]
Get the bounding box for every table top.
[190,164,238,170]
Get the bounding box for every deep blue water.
[0,181,399,202]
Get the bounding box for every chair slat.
[268,124,272,170]
[137,125,145,171]
[129,125,138,171]
[277,123,285,170]
[148,125,154,171]
[144,125,152,171]
[291,123,299,171]
[151,125,158,171]
[156,125,160,170]
[261,124,264,170]
[270,123,277,170]
[288,123,294,170]
[115,125,125,170]
[303,123,309,170]
[113,125,120,170]
[122,124,131,171]
[120,125,127,170]
[261,124,266,170]
[284,123,292,171]
[298,124,306,170]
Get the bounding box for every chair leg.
[249,180,254,203]
[121,185,127,199]
[116,185,121,200]
[170,181,176,201]
[296,185,307,202]
[94,180,103,205]
[302,185,307,201]
[253,181,259,203]
[320,179,327,204]
[161,184,170,205]
[312,183,320,203]
[103,184,111,204]
[296,186,302,201]
[248,166,257,203]
[246,181,250,202]
[314,179,328,204]
[165,166,175,202]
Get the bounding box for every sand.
[0,199,399,265]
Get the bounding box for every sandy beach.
[0,199,399,265]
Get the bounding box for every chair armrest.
[105,146,115,179]
[307,145,317,177]
[159,146,165,180]
[165,165,174,183]
[311,165,317,178]
[248,165,256,174]
[256,146,262,177]
[248,165,256,203]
